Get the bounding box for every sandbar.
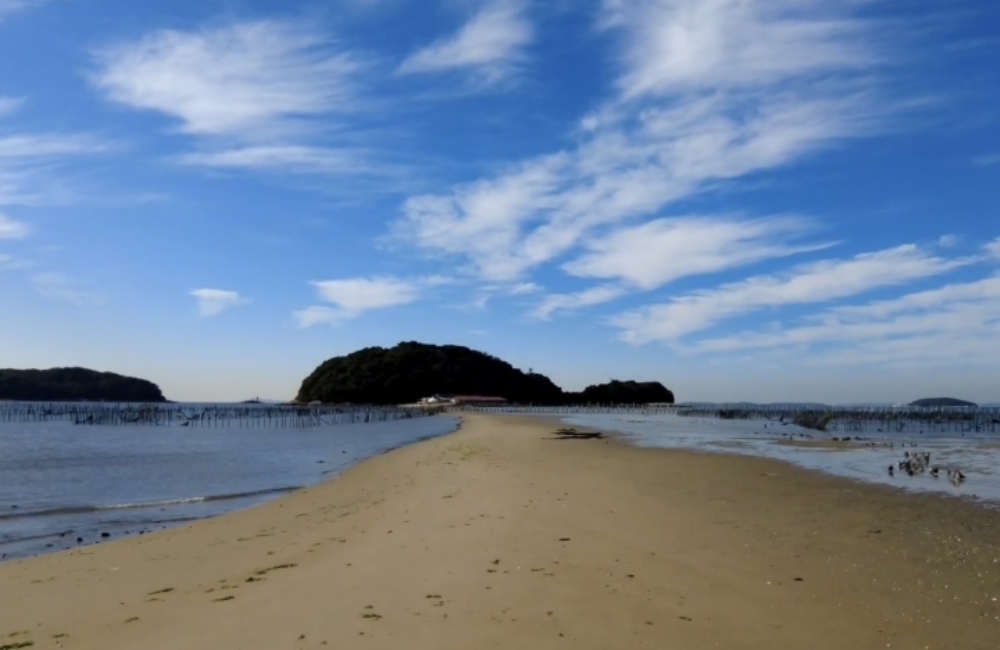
[1,414,999,649]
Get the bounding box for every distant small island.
[296,341,674,406]
[574,379,674,405]
[909,397,978,408]
[0,367,166,403]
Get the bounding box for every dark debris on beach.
[552,427,605,440]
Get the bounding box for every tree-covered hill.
[296,342,564,405]
[577,380,674,405]
[0,367,166,402]
[909,397,978,408]
[295,342,674,406]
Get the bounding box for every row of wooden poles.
[458,404,1000,434]
[0,403,446,428]
[685,405,1000,434]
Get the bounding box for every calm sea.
[560,412,1000,506]
[0,412,458,562]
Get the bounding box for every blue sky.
[1,0,999,403]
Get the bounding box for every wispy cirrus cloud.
[0,212,29,238]
[190,288,248,317]
[94,21,362,138]
[533,285,627,320]
[466,280,541,311]
[986,236,1000,259]
[33,272,107,306]
[600,0,872,99]
[397,0,532,87]
[294,276,423,327]
[530,216,829,319]
[0,133,109,161]
[938,233,959,248]
[611,245,971,344]
[0,97,24,116]
[973,152,1000,167]
[564,216,827,291]
[92,20,377,177]
[689,275,1000,369]
[0,252,30,269]
[177,146,377,175]
[0,124,110,208]
[395,0,887,286]
[0,0,43,22]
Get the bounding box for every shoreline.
[0,416,460,563]
[539,413,1000,522]
[2,413,999,649]
[557,410,1000,505]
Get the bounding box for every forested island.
[574,380,674,405]
[296,341,674,405]
[909,397,978,408]
[0,367,166,403]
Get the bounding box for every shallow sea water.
[0,415,458,561]
[560,413,1000,506]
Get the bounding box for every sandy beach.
[2,413,999,649]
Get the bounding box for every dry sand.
[2,414,1000,649]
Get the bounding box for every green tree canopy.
[296,342,674,406]
[577,380,674,405]
[0,367,166,402]
[297,342,564,405]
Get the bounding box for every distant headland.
[0,367,166,403]
[909,397,978,408]
[295,341,674,406]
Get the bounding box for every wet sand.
[1,414,999,649]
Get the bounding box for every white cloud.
[0,132,110,208]
[533,285,627,320]
[0,134,108,161]
[295,276,421,326]
[397,0,532,85]
[314,277,419,311]
[564,216,826,290]
[973,153,1000,167]
[600,0,871,100]
[94,21,361,138]
[0,97,24,116]
[398,152,571,280]
[535,215,828,320]
[689,275,1000,368]
[938,233,958,248]
[396,0,884,282]
[508,281,540,295]
[92,20,388,178]
[190,288,248,317]
[611,245,970,344]
[33,272,107,306]
[177,146,376,174]
[0,252,30,270]
[986,237,1000,260]
[0,0,41,22]
[421,274,459,288]
[0,213,29,239]
[466,280,541,311]
[292,306,346,328]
